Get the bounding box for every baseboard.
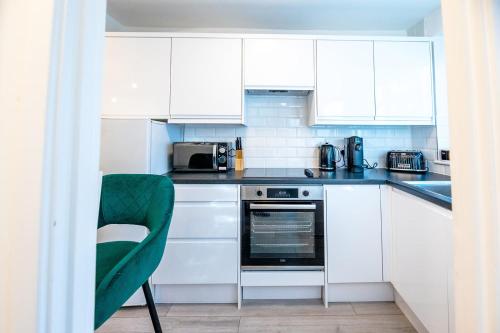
[395,290,429,333]
[154,284,237,303]
[327,282,394,302]
[243,286,322,300]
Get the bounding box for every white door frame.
[40,1,107,332]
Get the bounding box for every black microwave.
[173,142,231,172]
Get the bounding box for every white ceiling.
[107,0,440,32]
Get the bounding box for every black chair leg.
[142,281,162,333]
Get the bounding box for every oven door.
[241,201,324,269]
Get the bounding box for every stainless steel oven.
[241,185,324,270]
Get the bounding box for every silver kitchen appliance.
[173,142,231,172]
[387,150,428,173]
[241,185,324,270]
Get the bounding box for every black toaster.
[387,150,428,173]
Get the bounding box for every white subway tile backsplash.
[274,147,297,158]
[181,95,441,170]
[276,128,297,137]
[215,127,236,137]
[195,127,216,137]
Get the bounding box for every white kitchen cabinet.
[152,184,239,287]
[326,185,383,283]
[100,119,181,176]
[374,41,434,123]
[244,39,315,89]
[316,40,375,121]
[102,37,171,119]
[153,240,238,284]
[168,203,238,239]
[169,38,243,123]
[392,189,452,333]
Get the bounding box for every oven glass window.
[250,210,316,258]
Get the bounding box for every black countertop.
[166,168,451,210]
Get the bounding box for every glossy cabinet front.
[326,185,383,283]
[392,189,452,333]
[152,184,239,285]
[102,37,171,118]
[316,40,376,121]
[169,38,243,122]
[244,39,315,89]
[374,41,434,123]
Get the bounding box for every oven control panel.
[241,185,323,201]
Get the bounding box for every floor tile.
[168,300,354,317]
[98,301,416,333]
[113,304,171,318]
[351,302,402,315]
[161,316,239,333]
[239,314,415,330]
[96,316,153,333]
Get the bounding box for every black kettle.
[320,143,337,171]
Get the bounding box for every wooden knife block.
[235,150,244,171]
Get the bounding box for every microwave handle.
[212,144,217,169]
[249,203,317,210]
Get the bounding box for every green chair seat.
[94,174,174,332]
[96,241,139,288]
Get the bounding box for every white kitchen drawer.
[174,185,238,202]
[168,202,238,239]
[153,240,238,285]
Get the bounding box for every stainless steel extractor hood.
[245,89,312,96]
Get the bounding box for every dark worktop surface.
[166,168,451,210]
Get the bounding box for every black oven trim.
[241,200,324,267]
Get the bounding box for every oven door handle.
[249,203,317,210]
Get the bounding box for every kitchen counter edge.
[165,169,451,210]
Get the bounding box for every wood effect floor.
[96,300,417,333]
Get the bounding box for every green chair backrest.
[95,174,175,329]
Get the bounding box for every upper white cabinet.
[392,189,452,333]
[326,185,383,283]
[374,41,434,123]
[102,37,171,119]
[316,40,375,121]
[170,38,243,123]
[244,39,315,89]
[312,39,435,126]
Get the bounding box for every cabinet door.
[392,189,452,333]
[170,38,242,119]
[244,39,314,88]
[152,240,238,284]
[168,202,238,239]
[102,37,171,118]
[316,40,375,120]
[326,185,383,283]
[374,41,434,122]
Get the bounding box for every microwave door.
[174,144,217,171]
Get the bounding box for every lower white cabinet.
[152,184,239,289]
[392,189,453,333]
[168,203,238,239]
[153,240,237,284]
[326,185,383,283]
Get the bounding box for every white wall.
[408,7,451,175]
[1,1,106,332]
[181,94,432,169]
[0,1,56,332]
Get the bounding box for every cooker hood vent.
[245,89,312,96]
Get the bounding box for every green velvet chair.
[95,174,175,332]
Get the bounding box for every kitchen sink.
[402,181,452,199]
